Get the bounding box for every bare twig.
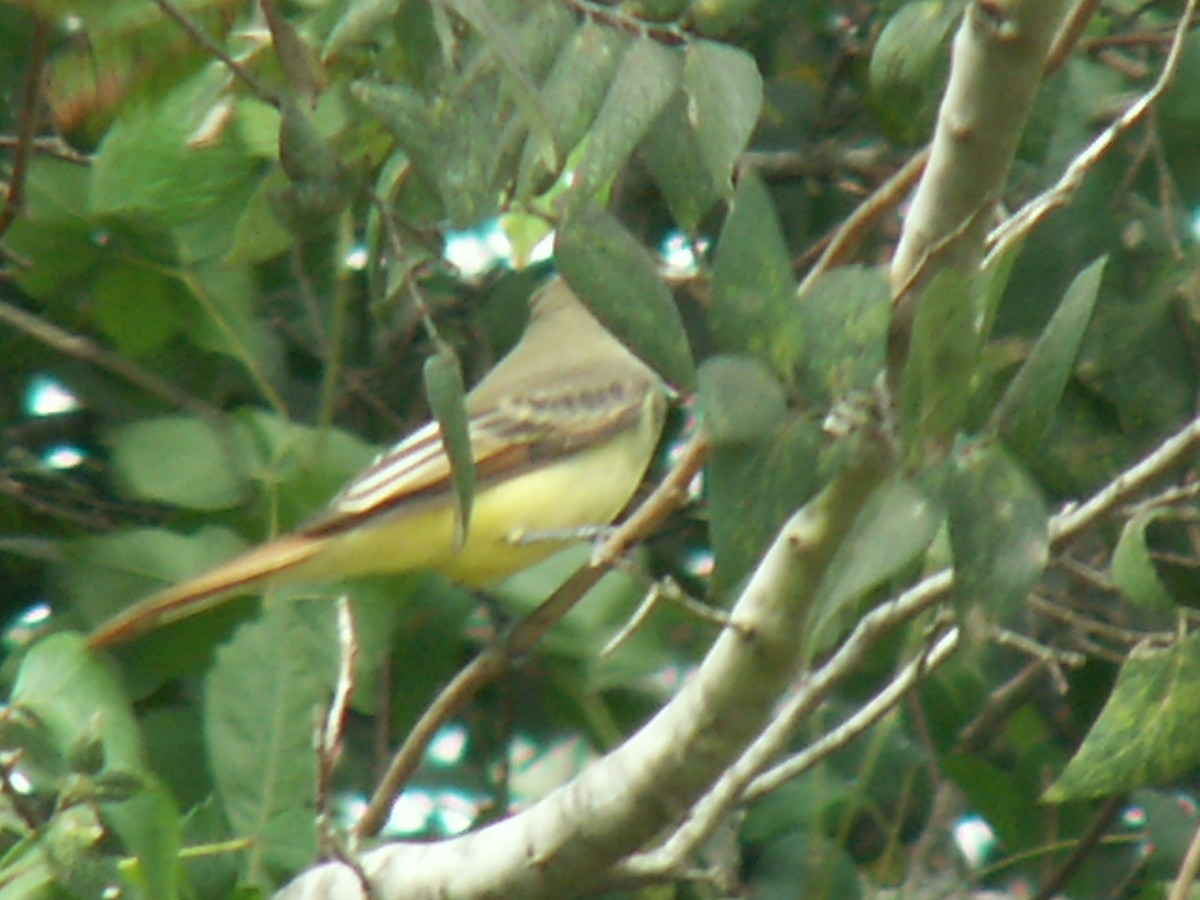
[149,0,276,104]
[0,19,49,243]
[0,297,220,419]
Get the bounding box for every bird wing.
[301,373,655,537]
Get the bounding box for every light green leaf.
[555,205,695,389]
[12,633,145,774]
[93,262,188,358]
[90,70,261,228]
[1112,510,1182,613]
[1046,634,1200,801]
[992,256,1107,456]
[710,172,802,386]
[205,603,333,877]
[107,415,251,511]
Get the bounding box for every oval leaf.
[1046,634,1200,802]
[108,415,251,511]
[806,476,943,657]
[992,256,1107,456]
[424,346,474,548]
[569,35,681,204]
[711,172,802,386]
[946,442,1048,619]
[556,205,695,388]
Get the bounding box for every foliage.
[0,0,1198,897]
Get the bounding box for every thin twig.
[150,0,276,104]
[0,297,220,419]
[745,627,959,800]
[353,431,709,842]
[1032,795,1124,900]
[985,0,1200,267]
[0,19,49,243]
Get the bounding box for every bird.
[86,278,669,649]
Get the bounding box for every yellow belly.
[301,410,660,588]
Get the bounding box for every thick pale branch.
[890,0,1071,357]
[277,443,893,899]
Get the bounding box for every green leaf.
[899,269,978,460]
[795,266,891,406]
[696,355,787,444]
[92,262,188,358]
[424,346,474,548]
[569,35,681,204]
[323,0,403,58]
[262,0,328,105]
[683,41,762,190]
[710,172,802,386]
[105,781,183,900]
[12,634,145,774]
[945,442,1048,619]
[107,415,251,511]
[806,476,943,657]
[204,602,332,877]
[515,21,628,201]
[868,1,960,144]
[640,93,719,233]
[992,256,1107,456]
[447,0,566,180]
[1046,633,1200,801]
[707,416,822,595]
[555,205,695,388]
[1112,510,1177,613]
[90,70,262,228]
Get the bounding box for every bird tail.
[86,533,325,649]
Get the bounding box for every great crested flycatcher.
[87,279,668,648]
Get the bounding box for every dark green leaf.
[556,205,695,388]
[795,266,891,406]
[1046,633,1200,801]
[515,21,628,200]
[262,0,328,105]
[424,346,474,548]
[641,93,719,233]
[683,41,762,190]
[569,35,681,204]
[992,256,1107,456]
[707,416,821,595]
[711,172,802,386]
[806,476,942,658]
[900,269,978,460]
[868,1,961,144]
[696,355,787,444]
[946,442,1048,619]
